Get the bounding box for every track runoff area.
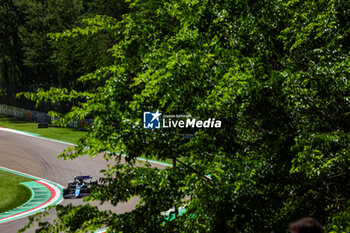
[0,127,177,232]
[0,166,63,224]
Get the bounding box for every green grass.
[0,170,33,213]
[0,115,87,144]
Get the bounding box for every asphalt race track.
[0,130,167,233]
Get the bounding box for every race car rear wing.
[74,175,92,180]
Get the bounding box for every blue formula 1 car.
[63,176,98,199]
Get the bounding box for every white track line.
[0,127,171,167]
[0,127,73,145]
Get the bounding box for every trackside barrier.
[0,104,93,129]
[0,104,50,123]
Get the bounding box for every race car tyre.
[63,188,69,198]
[82,188,90,194]
[91,180,98,185]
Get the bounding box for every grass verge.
[0,115,86,144]
[0,170,33,213]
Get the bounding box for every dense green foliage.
[14,0,350,232]
[0,0,81,102]
[0,0,122,108]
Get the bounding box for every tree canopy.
[15,0,350,232]
[0,0,123,108]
